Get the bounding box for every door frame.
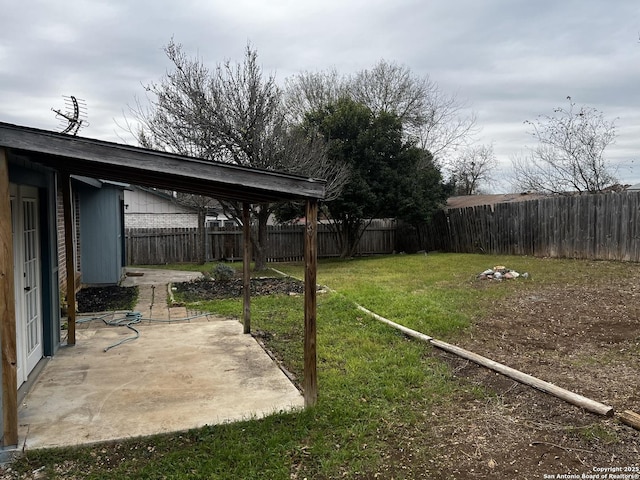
[10,184,44,387]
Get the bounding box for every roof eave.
[0,122,326,203]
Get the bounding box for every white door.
[11,184,43,386]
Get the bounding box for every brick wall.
[56,185,81,299]
[124,213,199,229]
[56,185,66,295]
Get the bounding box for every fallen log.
[357,307,614,417]
[429,339,613,417]
[617,410,640,430]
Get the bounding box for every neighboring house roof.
[627,183,640,191]
[446,192,549,210]
[0,122,326,203]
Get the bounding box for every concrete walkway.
[120,267,202,321]
[18,268,304,450]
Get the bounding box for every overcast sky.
[1,0,639,192]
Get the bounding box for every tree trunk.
[415,224,425,251]
[197,209,206,265]
[338,229,351,259]
[336,218,365,259]
[335,219,352,259]
[252,204,270,271]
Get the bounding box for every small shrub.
[212,263,236,283]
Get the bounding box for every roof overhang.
[0,122,326,203]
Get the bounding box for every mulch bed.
[76,285,138,313]
[173,277,305,302]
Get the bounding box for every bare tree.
[125,40,348,269]
[450,144,498,195]
[284,59,477,162]
[512,97,618,194]
[283,69,347,124]
[349,59,430,130]
[415,85,478,162]
[133,113,219,265]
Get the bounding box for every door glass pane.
[23,199,39,354]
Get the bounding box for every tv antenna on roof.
[52,95,89,135]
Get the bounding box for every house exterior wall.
[124,188,200,228]
[125,188,193,214]
[77,184,125,285]
[41,174,60,358]
[125,212,200,228]
[56,186,65,293]
[56,185,81,298]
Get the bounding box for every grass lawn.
[7,253,619,479]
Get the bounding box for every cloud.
[1,0,638,190]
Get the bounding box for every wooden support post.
[62,172,76,345]
[242,202,251,334]
[0,148,18,446]
[303,199,318,407]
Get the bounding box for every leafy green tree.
[303,98,448,257]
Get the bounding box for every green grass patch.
[567,423,619,445]
[272,253,550,338]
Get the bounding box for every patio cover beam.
[0,123,325,204]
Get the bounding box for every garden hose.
[76,311,212,351]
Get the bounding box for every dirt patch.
[428,273,640,479]
[173,277,305,302]
[76,286,138,313]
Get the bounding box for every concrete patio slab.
[18,269,304,450]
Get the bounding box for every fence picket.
[417,192,640,262]
[125,219,397,265]
[125,193,640,265]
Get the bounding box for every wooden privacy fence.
[125,219,396,265]
[424,191,640,262]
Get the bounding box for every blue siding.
[78,185,125,285]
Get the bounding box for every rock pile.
[477,265,529,281]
